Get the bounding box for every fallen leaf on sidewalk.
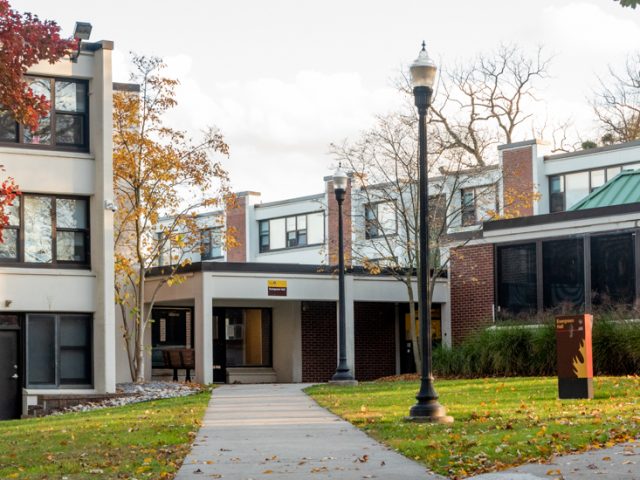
[355,454,369,463]
[311,466,329,473]
[546,469,561,476]
[262,470,274,474]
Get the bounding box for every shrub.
[434,317,640,378]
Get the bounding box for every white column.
[91,45,116,393]
[194,274,213,384]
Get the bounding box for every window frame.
[201,227,224,260]
[258,211,325,253]
[0,75,90,152]
[364,200,397,240]
[25,313,93,389]
[0,193,90,268]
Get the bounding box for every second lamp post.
[407,42,452,423]
[330,166,356,384]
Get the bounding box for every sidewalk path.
[469,442,639,479]
[175,383,444,479]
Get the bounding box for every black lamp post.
[330,166,356,384]
[407,42,452,423]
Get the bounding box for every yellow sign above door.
[267,279,287,296]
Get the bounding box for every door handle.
[11,373,18,379]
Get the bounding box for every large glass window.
[591,233,635,306]
[497,244,537,314]
[26,314,92,388]
[543,238,585,310]
[1,194,89,266]
[0,77,88,150]
[259,212,324,252]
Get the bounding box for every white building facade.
[0,41,116,419]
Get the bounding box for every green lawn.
[0,391,211,479]
[307,376,640,478]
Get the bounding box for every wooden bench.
[162,349,195,382]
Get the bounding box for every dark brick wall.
[301,301,337,382]
[450,244,495,344]
[502,146,534,218]
[354,302,396,381]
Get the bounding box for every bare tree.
[593,53,640,144]
[332,111,500,373]
[426,44,551,167]
[333,44,549,372]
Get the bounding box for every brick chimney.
[225,191,260,262]
[325,175,352,266]
[498,139,546,218]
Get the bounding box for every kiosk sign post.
[555,314,594,399]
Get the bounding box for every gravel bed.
[54,382,203,414]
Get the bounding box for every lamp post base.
[328,379,359,386]
[406,401,454,423]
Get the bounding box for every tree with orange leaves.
[113,55,234,383]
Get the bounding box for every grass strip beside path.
[0,390,211,479]
[306,376,640,478]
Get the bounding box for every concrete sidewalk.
[175,383,443,479]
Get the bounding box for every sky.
[16,0,640,201]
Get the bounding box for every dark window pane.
[56,198,87,229]
[60,349,90,384]
[0,110,17,142]
[298,231,307,246]
[550,175,564,193]
[550,193,565,213]
[55,114,84,145]
[24,196,53,263]
[55,81,87,112]
[27,315,56,385]
[591,234,635,305]
[60,315,90,347]
[498,244,537,314]
[543,238,585,310]
[0,229,18,259]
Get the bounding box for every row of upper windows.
[0,194,89,266]
[259,211,324,253]
[549,163,640,212]
[0,76,89,150]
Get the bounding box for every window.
[543,238,585,310]
[549,175,565,213]
[549,164,638,212]
[365,201,396,239]
[591,233,635,306]
[497,243,537,314]
[461,189,476,226]
[201,228,223,260]
[259,211,324,252]
[26,314,92,388]
[0,76,88,150]
[461,185,496,226]
[286,215,307,247]
[0,194,89,266]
